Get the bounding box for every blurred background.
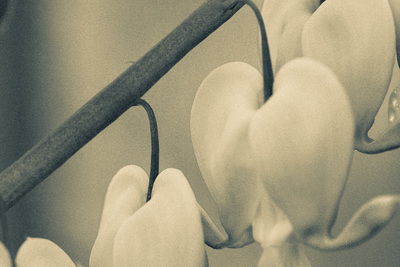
[0,0,399,266]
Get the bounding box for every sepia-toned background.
[0,1,399,266]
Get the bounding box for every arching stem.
[242,0,274,102]
[135,99,159,202]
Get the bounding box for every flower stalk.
[242,0,274,101]
[134,99,159,202]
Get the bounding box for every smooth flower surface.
[191,55,400,265]
[191,60,263,248]
[90,165,207,267]
[249,58,400,250]
[262,0,400,153]
[302,0,395,151]
[191,56,347,262]
[191,58,329,263]
[0,237,75,267]
[248,57,353,246]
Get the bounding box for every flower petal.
[90,165,149,267]
[0,241,12,267]
[191,61,264,246]
[113,168,207,266]
[198,204,229,249]
[261,0,319,74]
[252,193,310,267]
[305,195,400,249]
[15,237,75,267]
[302,0,395,148]
[249,58,355,248]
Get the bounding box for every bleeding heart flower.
[191,56,400,265]
[301,0,396,152]
[0,237,75,267]
[262,0,400,153]
[90,165,208,267]
[249,58,400,250]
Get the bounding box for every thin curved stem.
[242,0,274,102]
[135,99,159,202]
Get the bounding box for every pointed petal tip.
[301,195,400,250]
[198,204,229,249]
[355,123,400,154]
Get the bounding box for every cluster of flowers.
[1,0,400,266]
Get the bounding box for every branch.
[0,0,244,211]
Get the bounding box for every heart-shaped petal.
[261,0,319,74]
[249,57,354,239]
[113,168,207,266]
[302,0,396,150]
[192,55,400,252]
[191,61,264,247]
[250,57,399,250]
[90,165,148,267]
[15,237,75,267]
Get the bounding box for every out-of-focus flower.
[90,165,208,267]
[0,237,75,267]
[191,55,400,265]
[263,0,400,153]
[302,0,396,152]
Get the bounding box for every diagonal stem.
[242,0,274,102]
[0,0,244,211]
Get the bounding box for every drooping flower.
[191,56,347,262]
[90,165,208,267]
[302,0,396,152]
[263,0,399,153]
[191,55,400,265]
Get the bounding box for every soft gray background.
[0,1,399,266]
